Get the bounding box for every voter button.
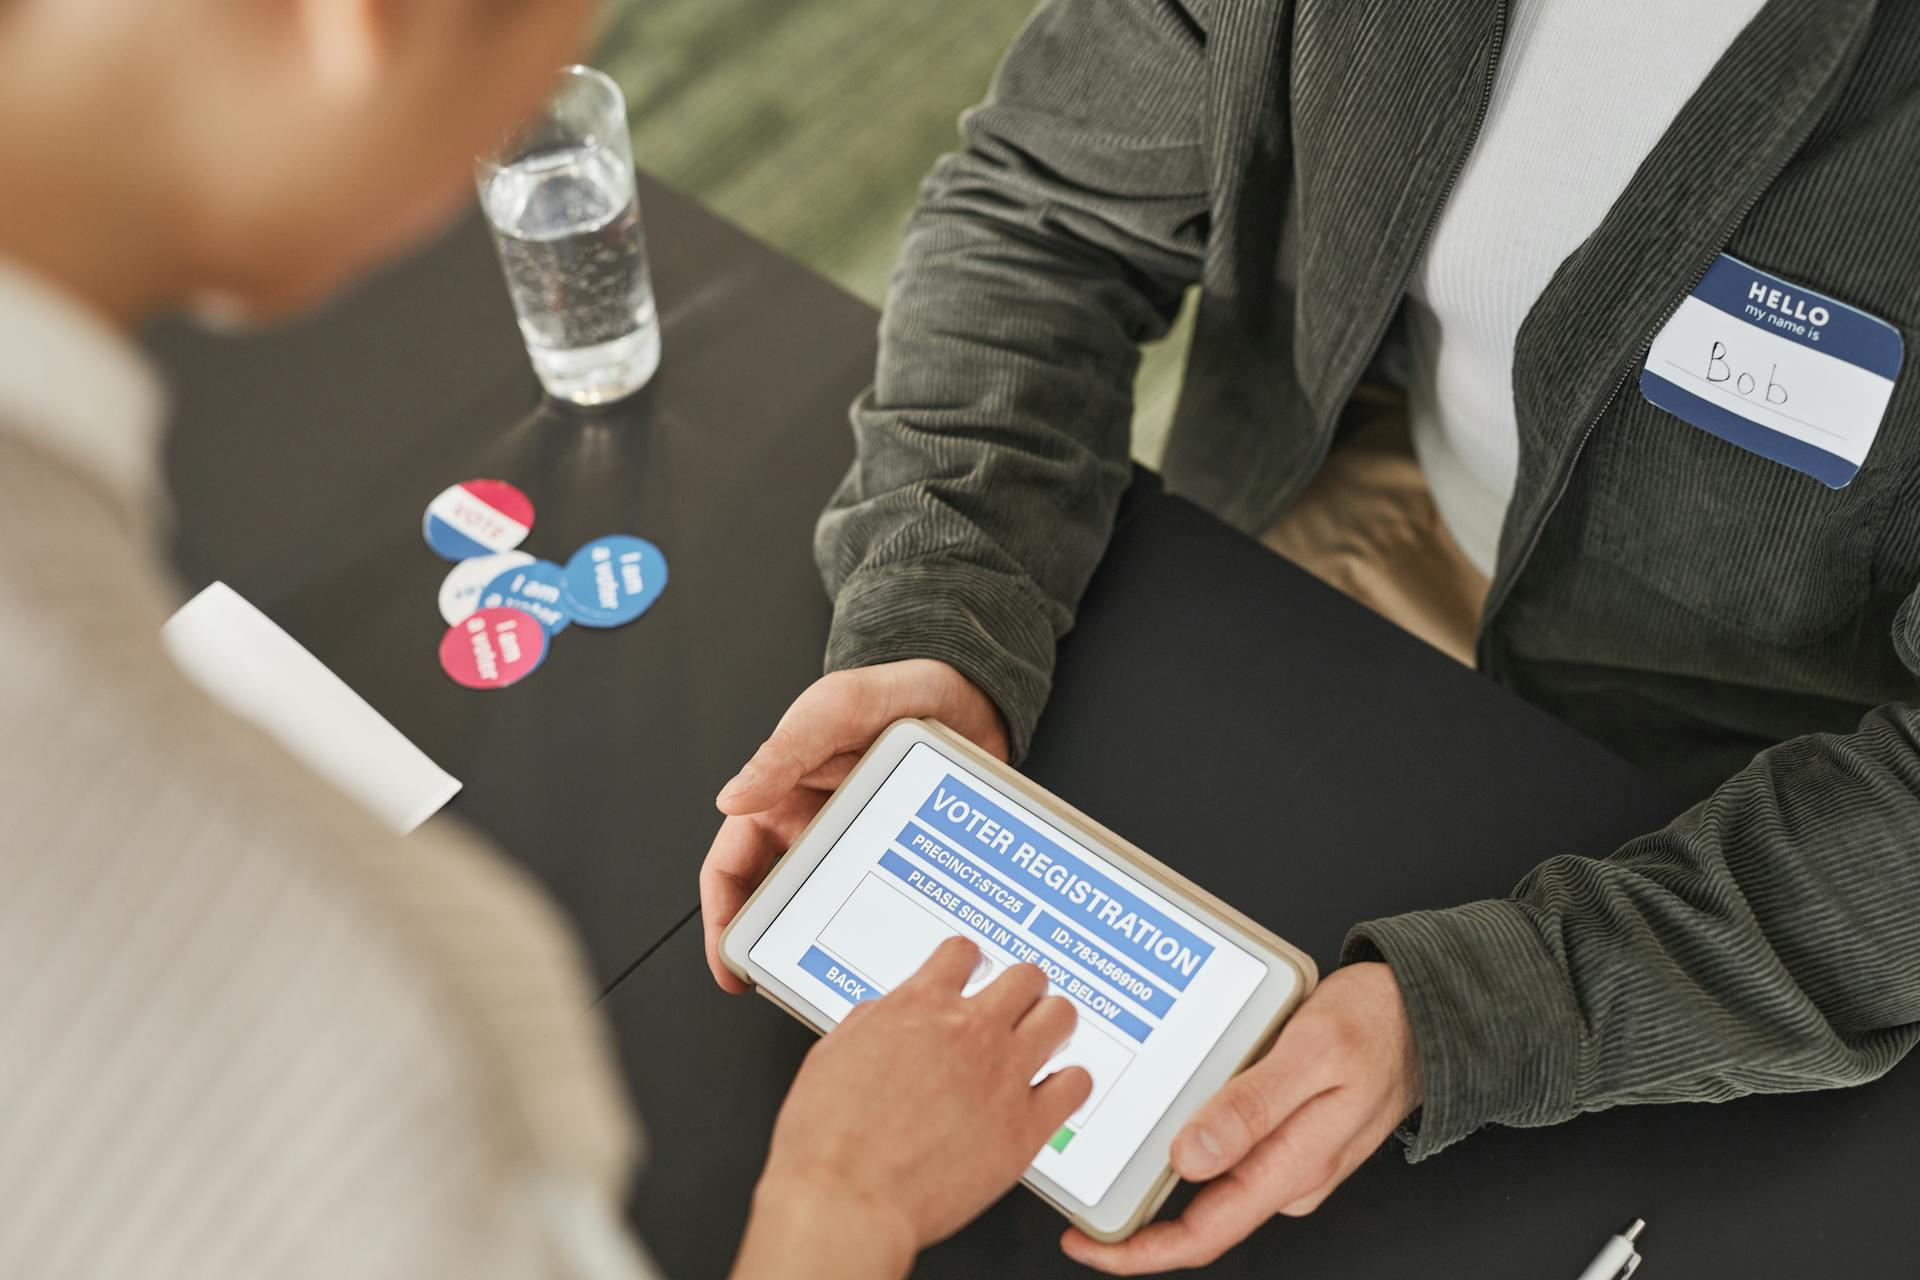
[479,559,571,636]
[561,534,668,627]
[437,550,534,625]
[422,479,534,561]
[438,606,548,690]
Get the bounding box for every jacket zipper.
[1412,0,1509,289]
[1474,60,1857,674]
[1290,0,1508,515]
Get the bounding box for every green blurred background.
[595,0,1193,462]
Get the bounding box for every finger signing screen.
[751,741,1272,1204]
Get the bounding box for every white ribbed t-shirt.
[1406,0,1767,577]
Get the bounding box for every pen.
[1575,1218,1645,1280]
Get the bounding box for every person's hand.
[732,938,1093,1280]
[701,659,1008,991]
[1062,962,1419,1273]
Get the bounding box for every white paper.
[162,582,461,834]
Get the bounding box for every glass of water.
[478,66,660,406]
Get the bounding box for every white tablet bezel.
[719,718,1317,1242]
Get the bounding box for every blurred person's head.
[0,0,596,324]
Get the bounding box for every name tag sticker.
[1640,253,1904,488]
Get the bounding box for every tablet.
[720,718,1317,1241]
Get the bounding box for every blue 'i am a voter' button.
[562,534,668,628]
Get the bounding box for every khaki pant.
[1260,404,1489,665]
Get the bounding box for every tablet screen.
[750,740,1269,1205]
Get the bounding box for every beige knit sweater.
[0,426,653,1279]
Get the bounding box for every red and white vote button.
[422,479,535,561]
[438,606,548,689]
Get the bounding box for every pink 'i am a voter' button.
[439,606,548,689]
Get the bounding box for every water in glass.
[482,142,660,405]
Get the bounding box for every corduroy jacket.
[815,0,1920,1159]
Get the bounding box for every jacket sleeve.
[814,0,1211,760]
[1345,589,1920,1159]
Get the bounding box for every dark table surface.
[152,175,1920,1278]
[152,174,872,987]
[611,487,1920,1279]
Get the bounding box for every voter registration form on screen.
[750,742,1269,1205]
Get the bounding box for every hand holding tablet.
[1062,960,1418,1273]
[703,659,1012,993]
[718,717,1317,1242]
